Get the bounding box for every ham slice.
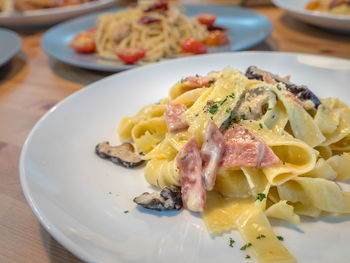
[176,137,206,212]
[201,120,225,191]
[165,102,188,133]
[183,71,219,88]
[222,124,280,168]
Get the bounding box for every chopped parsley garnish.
[180,78,184,83]
[267,108,272,111]
[226,107,231,113]
[240,114,246,120]
[245,255,251,259]
[259,123,263,129]
[249,106,252,112]
[229,237,235,247]
[272,115,276,119]
[240,243,252,250]
[139,151,144,155]
[251,137,255,140]
[195,74,199,77]
[195,113,199,117]
[220,98,227,105]
[256,234,266,239]
[234,115,240,123]
[277,236,284,241]
[209,104,219,114]
[124,210,129,214]
[210,116,213,120]
[283,161,286,165]
[256,193,266,201]
[245,129,249,133]
[208,78,215,85]
[338,153,343,156]
[228,92,235,98]
[277,84,281,91]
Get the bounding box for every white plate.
[0,0,116,26]
[272,0,350,32]
[20,52,350,263]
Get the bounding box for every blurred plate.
[41,5,273,72]
[0,0,116,26]
[273,0,350,32]
[20,52,350,263]
[0,28,21,66]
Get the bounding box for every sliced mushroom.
[220,87,277,130]
[95,141,144,168]
[245,66,321,109]
[133,185,182,211]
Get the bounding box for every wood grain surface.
[0,1,349,262]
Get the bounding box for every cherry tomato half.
[204,31,230,46]
[181,38,207,54]
[116,47,146,64]
[70,31,96,54]
[197,13,217,26]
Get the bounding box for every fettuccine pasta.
[110,66,350,263]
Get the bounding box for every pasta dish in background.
[96,65,350,262]
[70,0,230,64]
[305,0,350,15]
[0,0,95,13]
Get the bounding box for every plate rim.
[19,51,350,263]
[40,5,273,72]
[0,28,22,67]
[272,0,350,21]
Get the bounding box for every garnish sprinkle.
[209,104,219,114]
[124,210,129,214]
[249,106,252,112]
[277,236,284,241]
[256,234,266,239]
[226,107,231,113]
[240,243,252,250]
[259,123,263,129]
[256,193,266,201]
[277,84,281,91]
[229,237,235,247]
[208,78,215,85]
[246,255,251,259]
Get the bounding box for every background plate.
[0,28,21,67]
[273,0,350,32]
[41,5,273,72]
[20,52,350,263]
[0,0,116,26]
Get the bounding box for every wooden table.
[1,1,350,262]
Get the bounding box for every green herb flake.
[245,129,249,133]
[208,78,215,85]
[220,98,227,105]
[209,104,219,114]
[277,236,284,241]
[259,123,263,129]
[226,107,231,113]
[267,108,272,111]
[277,84,281,91]
[256,234,266,239]
[139,152,144,155]
[195,74,199,77]
[234,115,240,123]
[240,243,252,251]
[240,114,246,120]
[195,113,199,117]
[338,153,343,156]
[124,210,129,214]
[210,116,213,120]
[283,161,286,165]
[256,193,266,201]
[249,106,252,112]
[229,237,235,247]
[180,78,184,83]
[228,92,235,98]
[272,115,276,119]
[245,255,251,259]
[251,137,255,140]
